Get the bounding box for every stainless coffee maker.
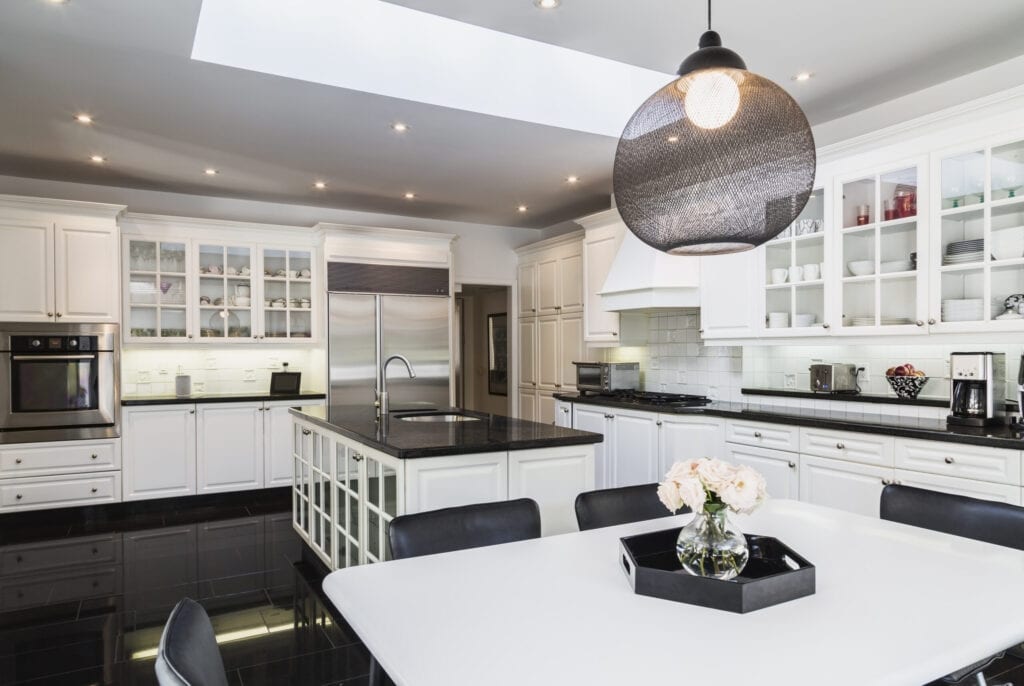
[948,352,1006,427]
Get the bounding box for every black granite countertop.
[741,387,1020,412]
[122,392,326,406]
[290,405,603,459]
[555,393,1024,450]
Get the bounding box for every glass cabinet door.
[333,444,363,569]
[936,139,1024,329]
[197,244,254,340]
[261,248,313,340]
[837,164,925,334]
[763,188,825,334]
[364,456,400,564]
[126,239,189,341]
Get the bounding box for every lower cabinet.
[518,388,537,422]
[572,404,612,488]
[554,399,572,427]
[609,409,659,488]
[894,469,1022,505]
[123,404,197,501]
[0,437,123,513]
[538,392,557,425]
[799,455,890,518]
[725,443,799,500]
[658,415,726,476]
[197,403,264,494]
[509,444,594,536]
[403,452,508,514]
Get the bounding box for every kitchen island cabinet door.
[800,455,891,518]
[725,443,799,500]
[265,399,324,488]
[509,445,595,535]
[197,402,264,494]
[122,404,196,501]
[403,452,508,514]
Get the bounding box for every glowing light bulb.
[681,70,740,130]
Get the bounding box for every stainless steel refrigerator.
[328,263,451,411]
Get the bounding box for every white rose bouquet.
[657,458,767,517]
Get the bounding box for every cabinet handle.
[928,318,936,325]
[944,456,955,464]
[753,431,762,438]
[15,494,22,500]
[14,458,21,464]
[881,478,892,485]
[531,382,536,386]
[611,332,618,336]
[188,334,194,339]
[822,322,831,329]
[698,329,704,335]
[656,420,663,426]
[836,442,845,450]
[555,383,562,388]
[302,429,311,435]
[915,320,924,327]
[91,487,98,494]
[189,409,195,415]
[46,312,53,317]
[55,312,62,318]
[352,454,363,462]
[531,308,536,313]
[555,306,562,310]
[788,461,796,469]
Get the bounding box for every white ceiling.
[1,0,1023,229]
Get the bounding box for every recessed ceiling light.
[667,135,679,143]
[404,192,416,200]
[517,204,528,213]
[534,0,560,8]
[204,168,218,176]
[46,0,70,4]
[314,181,327,190]
[75,113,93,125]
[89,155,105,164]
[566,175,579,184]
[793,72,813,82]
[391,122,409,133]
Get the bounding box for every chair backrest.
[574,483,677,531]
[155,598,229,686]
[388,498,541,560]
[880,484,1024,551]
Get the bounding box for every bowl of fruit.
[885,363,929,399]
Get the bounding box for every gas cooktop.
[584,390,712,408]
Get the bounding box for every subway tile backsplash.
[121,346,326,397]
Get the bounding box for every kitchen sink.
[395,412,480,423]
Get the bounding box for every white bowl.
[234,296,251,306]
[793,313,816,327]
[847,260,875,276]
[880,260,912,274]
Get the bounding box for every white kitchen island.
[323,498,1024,686]
[290,405,599,570]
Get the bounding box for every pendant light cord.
[707,0,711,30]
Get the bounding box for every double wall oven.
[0,323,120,443]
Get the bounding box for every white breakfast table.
[322,499,1024,686]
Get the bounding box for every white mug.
[803,263,820,281]
[770,268,788,285]
[788,265,804,283]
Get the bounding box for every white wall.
[0,175,541,284]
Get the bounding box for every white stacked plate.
[947,239,984,253]
[849,317,875,327]
[943,251,984,265]
[767,312,790,329]
[942,299,984,322]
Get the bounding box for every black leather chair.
[881,484,1023,686]
[388,498,542,560]
[155,598,228,686]
[574,483,679,531]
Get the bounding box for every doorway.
[455,284,511,415]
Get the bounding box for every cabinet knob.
[189,409,195,415]
[944,456,955,464]
[555,306,562,310]
[302,428,311,435]
[14,458,21,464]
[698,329,704,335]
[91,487,98,494]
[353,454,363,462]
[15,494,22,500]
[531,382,536,386]
[836,442,845,450]
[928,318,936,325]
[915,320,924,327]
[188,334,194,339]
[92,547,98,555]
[90,454,97,460]
[881,478,892,485]
[822,322,831,329]
[611,332,618,336]
[656,420,663,426]
[753,431,762,439]
[46,312,54,317]
[55,313,62,318]
[531,308,536,313]
[555,383,562,388]
[788,461,796,469]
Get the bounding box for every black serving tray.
[619,527,815,614]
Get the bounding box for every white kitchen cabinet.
[509,445,594,535]
[894,438,1021,486]
[122,404,197,501]
[894,469,1021,505]
[800,428,894,467]
[537,392,557,426]
[725,419,800,453]
[265,398,325,487]
[0,198,123,324]
[197,402,264,494]
[700,248,761,340]
[537,256,559,315]
[0,439,119,479]
[558,313,583,391]
[518,389,537,422]
[800,454,892,518]
[657,415,725,475]
[554,399,573,428]
[403,452,508,513]
[609,408,659,488]
[725,443,799,500]
[572,404,612,489]
[537,315,559,390]
[537,246,582,316]
[518,262,537,316]
[0,472,120,512]
[518,317,537,390]
[579,215,623,344]
[559,251,583,313]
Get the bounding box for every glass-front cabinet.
[261,248,313,340]
[762,188,827,335]
[197,243,254,340]
[933,137,1024,332]
[125,240,190,341]
[835,161,928,335]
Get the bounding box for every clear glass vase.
[676,508,749,580]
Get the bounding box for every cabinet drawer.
[0,566,122,610]
[0,440,119,478]
[895,469,1022,505]
[800,428,894,466]
[0,534,121,574]
[0,472,120,511]
[725,420,799,452]
[895,440,1021,486]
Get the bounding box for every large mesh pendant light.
[613,1,816,255]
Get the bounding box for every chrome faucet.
[376,354,416,420]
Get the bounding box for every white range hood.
[599,228,702,311]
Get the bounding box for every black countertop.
[290,405,603,459]
[122,392,326,406]
[741,387,1020,412]
[555,393,1024,450]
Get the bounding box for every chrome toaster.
[809,363,860,394]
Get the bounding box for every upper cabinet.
[521,240,582,317]
[0,197,124,324]
[577,210,624,344]
[121,215,320,344]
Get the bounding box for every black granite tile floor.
[0,490,370,685]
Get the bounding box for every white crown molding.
[314,222,457,246]
[573,208,623,231]
[0,193,125,218]
[514,229,584,255]
[121,211,306,236]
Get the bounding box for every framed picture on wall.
[488,313,508,396]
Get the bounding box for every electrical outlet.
[158,368,169,377]
[267,356,280,370]
[784,373,796,389]
[244,369,256,382]
[860,364,871,383]
[676,370,687,383]
[205,356,217,370]
[658,383,667,392]
[137,370,152,383]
